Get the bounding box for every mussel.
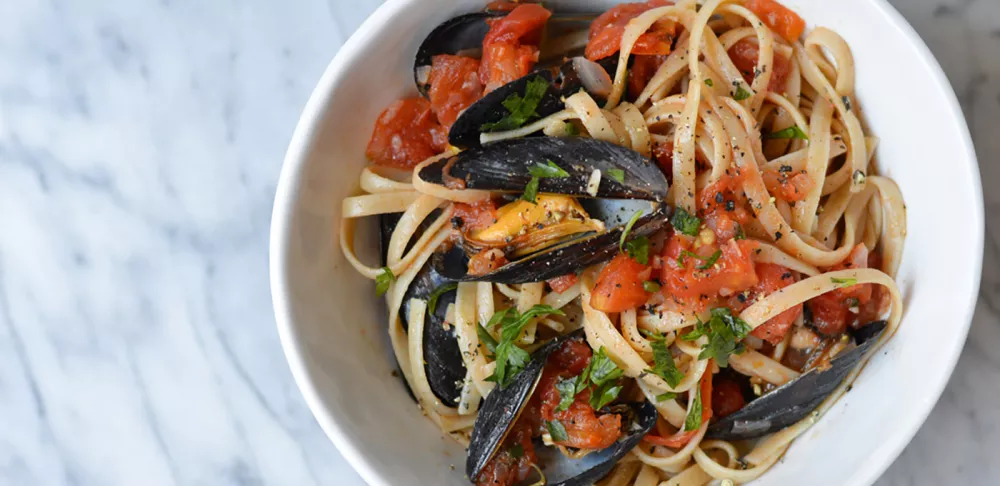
[467,331,658,485]
[381,214,466,407]
[418,136,671,283]
[706,320,887,440]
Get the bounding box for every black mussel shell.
[420,137,667,201]
[706,320,888,440]
[436,203,670,283]
[381,214,465,407]
[467,330,583,480]
[448,57,617,148]
[538,401,658,486]
[414,12,503,96]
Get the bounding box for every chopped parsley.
[481,76,549,132]
[529,160,570,178]
[646,337,684,387]
[619,210,645,252]
[509,444,524,458]
[832,277,857,288]
[427,282,458,314]
[734,224,747,240]
[681,308,751,367]
[585,347,625,410]
[607,168,625,183]
[656,391,678,402]
[485,305,565,388]
[676,249,720,270]
[563,122,579,136]
[845,297,860,308]
[624,236,650,265]
[476,323,498,355]
[733,85,752,101]
[684,386,703,431]
[554,377,577,412]
[766,125,809,140]
[375,267,395,296]
[546,420,569,442]
[643,280,661,293]
[670,207,701,236]
[521,176,541,203]
[704,78,714,87]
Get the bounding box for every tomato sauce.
[728,263,802,344]
[365,98,448,169]
[727,38,792,93]
[807,244,876,336]
[590,253,654,313]
[585,0,677,61]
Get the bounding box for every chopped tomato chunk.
[547,274,579,294]
[660,236,759,310]
[485,0,520,12]
[479,4,551,92]
[711,376,746,418]
[653,141,674,183]
[590,253,653,313]
[642,366,713,448]
[727,38,792,93]
[468,249,508,276]
[427,55,483,128]
[628,55,666,99]
[762,169,814,202]
[699,168,754,241]
[452,200,498,234]
[729,263,802,345]
[585,0,677,61]
[745,0,806,43]
[475,420,537,486]
[807,244,874,336]
[366,98,447,169]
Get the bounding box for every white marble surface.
[0,0,997,484]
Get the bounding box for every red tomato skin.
[547,274,579,294]
[628,55,666,99]
[653,141,674,182]
[590,254,652,313]
[365,98,447,169]
[807,244,874,336]
[699,169,753,241]
[585,0,677,60]
[729,263,802,345]
[762,169,814,202]
[479,4,551,92]
[712,376,746,418]
[660,237,759,309]
[727,38,792,93]
[452,200,498,234]
[745,0,807,43]
[427,55,483,128]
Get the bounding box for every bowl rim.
[269,1,985,485]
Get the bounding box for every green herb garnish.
[529,160,570,178]
[375,267,395,296]
[676,249,720,269]
[481,76,549,132]
[734,224,746,240]
[427,282,458,314]
[619,210,645,252]
[646,338,684,388]
[509,444,524,458]
[624,236,650,265]
[521,176,541,203]
[643,281,661,293]
[704,78,714,87]
[547,420,569,442]
[476,323,498,355]
[670,207,701,236]
[766,125,809,140]
[684,386,703,431]
[656,391,678,402]
[733,85,752,101]
[555,377,577,412]
[696,250,722,270]
[832,277,857,288]
[680,308,751,368]
[485,305,565,388]
[845,297,860,308]
[607,168,625,183]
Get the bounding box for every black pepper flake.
[451,217,463,228]
[779,165,792,173]
[715,192,724,204]
[842,96,852,111]
[781,272,792,280]
[725,200,735,211]
[737,294,747,303]
[774,231,783,241]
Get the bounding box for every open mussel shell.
[706,320,888,441]
[414,12,503,96]
[448,57,617,148]
[436,203,669,283]
[381,214,465,407]
[420,137,667,201]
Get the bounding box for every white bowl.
[270,1,984,484]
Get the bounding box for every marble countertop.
[0,0,996,484]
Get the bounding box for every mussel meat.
[418,137,671,283]
[466,330,658,485]
[706,320,887,441]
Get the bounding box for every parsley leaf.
[684,386,703,431]
[734,224,747,240]
[521,176,541,203]
[485,305,565,388]
[845,297,860,308]
[427,282,458,314]
[624,236,650,265]
[619,210,645,252]
[375,267,395,296]
[696,250,722,270]
[481,76,549,132]
[476,323,498,355]
[546,420,569,442]
[670,207,701,236]
[733,85,752,101]
[832,277,857,288]
[590,383,623,411]
[509,444,524,458]
[766,125,810,140]
[646,339,684,387]
[588,347,624,386]
[681,308,751,368]
[643,281,661,293]
[529,160,570,178]
[704,78,714,87]
[607,168,625,183]
[676,249,719,269]
[656,391,678,402]
[555,378,577,412]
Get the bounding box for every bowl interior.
[270,1,983,485]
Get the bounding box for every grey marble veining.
[0,0,996,485]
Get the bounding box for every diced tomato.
[547,274,579,293]
[475,420,537,486]
[452,200,498,234]
[653,141,674,182]
[590,253,653,313]
[699,169,754,241]
[745,0,806,43]
[807,244,874,336]
[479,4,551,92]
[366,98,448,169]
[711,376,746,418]
[660,236,759,309]
[727,38,792,93]
[427,55,483,128]
[485,0,520,12]
[642,365,713,448]
[762,169,814,202]
[537,340,622,450]
[585,0,677,61]
[468,249,509,276]
[628,55,666,99]
[728,263,802,345]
